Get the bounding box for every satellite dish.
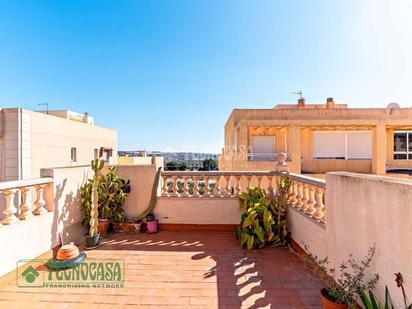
[387,102,400,109]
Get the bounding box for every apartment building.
[0,108,117,181]
[219,98,412,175]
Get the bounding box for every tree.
[165,161,180,171]
[200,159,218,171]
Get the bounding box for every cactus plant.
[88,159,104,237]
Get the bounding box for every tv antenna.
[38,103,49,114]
[291,91,303,99]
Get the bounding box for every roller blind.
[313,132,346,159]
[347,133,372,159]
[251,136,275,153]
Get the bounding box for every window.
[250,136,276,161]
[70,147,77,162]
[100,147,113,163]
[94,148,99,159]
[394,131,412,160]
[313,131,372,160]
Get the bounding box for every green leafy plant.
[359,287,393,309]
[98,167,130,223]
[303,245,379,307]
[81,162,130,227]
[359,273,412,309]
[237,174,291,249]
[89,159,104,236]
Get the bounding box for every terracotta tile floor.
[0,231,323,308]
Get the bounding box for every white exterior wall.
[0,108,118,181]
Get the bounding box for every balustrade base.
[19,212,34,220]
[1,216,19,225]
[33,208,48,216]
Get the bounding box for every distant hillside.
[118,150,218,163]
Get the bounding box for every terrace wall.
[1,164,411,307]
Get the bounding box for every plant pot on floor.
[98,219,109,238]
[85,234,100,249]
[112,222,126,233]
[146,220,158,233]
[320,288,349,309]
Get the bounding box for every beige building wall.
[0,108,118,181]
[220,102,412,175]
[118,156,164,168]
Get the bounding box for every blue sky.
[0,0,411,153]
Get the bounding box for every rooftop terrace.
[0,231,322,309]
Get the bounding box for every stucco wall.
[0,108,118,181]
[156,197,241,225]
[293,172,412,307]
[325,172,412,307]
[0,213,54,276]
[288,208,327,257]
[30,109,117,178]
[41,165,91,248]
[109,165,159,220]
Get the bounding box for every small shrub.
[237,174,291,249]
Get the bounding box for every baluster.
[295,182,304,209]
[287,180,294,203]
[306,185,316,216]
[267,175,274,196]
[33,184,48,215]
[233,176,241,197]
[217,176,224,197]
[246,175,252,190]
[182,176,189,197]
[213,176,220,196]
[1,189,18,224]
[223,176,230,197]
[314,188,325,221]
[171,176,178,197]
[193,176,199,196]
[161,175,168,196]
[237,175,243,195]
[256,175,263,188]
[301,184,309,212]
[203,176,209,197]
[19,187,34,220]
[291,181,299,205]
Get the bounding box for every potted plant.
[82,165,131,235]
[98,167,130,232]
[303,246,379,309]
[84,159,104,248]
[358,273,411,309]
[236,174,291,249]
[146,212,158,233]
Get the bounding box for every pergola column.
[287,125,302,173]
[372,122,387,175]
[237,124,248,161]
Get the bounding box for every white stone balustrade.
[161,171,279,198]
[287,173,326,223]
[0,177,54,225]
[161,171,326,224]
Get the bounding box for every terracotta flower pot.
[98,219,109,238]
[320,288,349,309]
[112,222,126,233]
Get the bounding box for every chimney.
[326,97,335,109]
[297,98,305,108]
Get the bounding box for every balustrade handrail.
[161,170,277,177]
[0,177,53,191]
[161,171,325,187]
[160,170,326,223]
[287,173,326,188]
